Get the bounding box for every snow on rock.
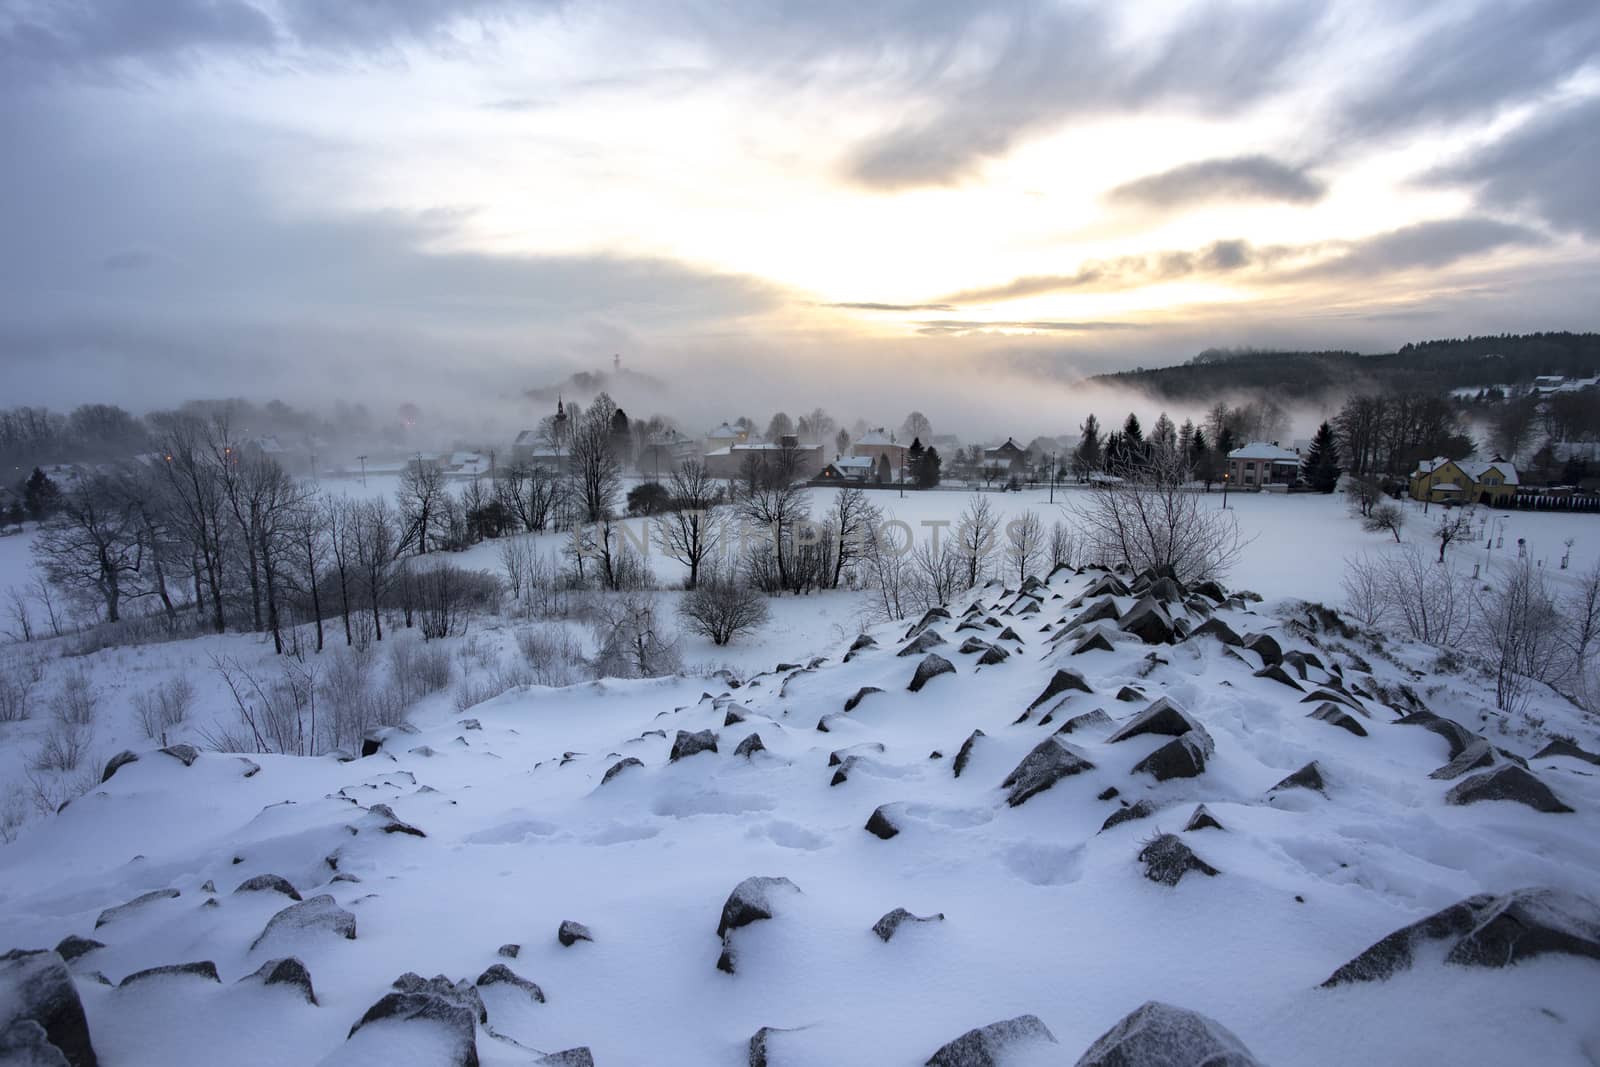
[1074,1000,1263,1067]
[925,1013,1057,1066]
[1137,833,1220,886]
[872,908,943,943]
[669,729,718,762]
[1443,765,1574,813]
[1001,737,1096,807]
[3,561,1599,1064]
[249,895,357,953]
[1322,888,1600,986]
[0,949,98,1067]
[117,961,220,988]
[908,654,956,692]
[556,921,593,948]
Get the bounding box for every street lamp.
[1221,471,1230,509]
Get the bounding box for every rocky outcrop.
[734,733,766,759]
[0,949,98,1067]
[908,655,956,693]
[250,895,356,952]
[1307,703,1367,737]
[1099,798,1158,833]
[94,888,179,929]
[557,921,593,947]
[844,687,882,712]
[1075,1001,1263,1067]
[925,1014,1057,1067]
[953,729,985,778]
[717,877,801,974]
[601,757,643,785]
[118,961,220,987]
[1131,730,1214,782]
[1001,738,1096,807]
[1443,764,1573,813]
[234,874,302,901]
[898,630,947,657]
[670,729,719,762]
[1184,804,1224,832]
[1269,761,1326,795]
[872,908,943,942]
[865,805,902,840]
[1322,888,1600,986]
[241,957,317,1004]
[476,963,545,1003]
[1106,698,1202,744]
[1028,669,1094,710]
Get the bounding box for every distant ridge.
[1089,332,1600,402]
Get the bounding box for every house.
[704,436,825,481]
[851,428,907,471]
[1409,456,1519,505]
[983,438,1028,472]
[704,422,749,455]
[814,455,877,484]
[1226,442,1301,488]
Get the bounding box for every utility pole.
[1049,453,1057,504]
[358,455,368,487]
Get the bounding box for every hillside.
[3,563,1598,1065]
[1091,332,1600,403]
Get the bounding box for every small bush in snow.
[390,638,452,704]
[33,720,91,772]
[515,625,590,687]
[50,668,96,726]
[677,572,770,646]
[133,675,195,745]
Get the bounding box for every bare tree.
[1559,561,1600,709]
[654,459,723,589]
[4,585,33,642]
[1341,554,1390,627]
[1432,508,1475,562]
[32,472,146,623]
[677,566,770,645]
[570,393,622,523]
[825,486,875,590]
[149,412,231,632]
[1363,502,1406,542]
[1344,545,1472,646]
[908,538,964,611]
[496,462,559,532]
[133,675,195,745]
[1072,453,1245,583]
[954,495,1000,589]
[592,592,680,678]
[1004,509,1046,584]
[737,453,811,593]
[1474,558,1564,713]
[352,499,398,642]
[1343,474,1386,519]
[1048,520,1076,570]
[397,461,448,555]
[861,515,913,622]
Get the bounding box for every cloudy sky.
[3,0,1597,431]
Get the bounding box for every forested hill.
[1091,332,1600,402]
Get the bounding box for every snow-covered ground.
[2,559,1599,1065]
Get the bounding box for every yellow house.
[1409,457,1519,505]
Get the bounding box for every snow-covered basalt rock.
[249,895,356,953]
[1138,833,1220,886]
[669,729,718,762]
[1074,1001,1263,1067]
[925,1013,1057,1066]
[1322,888,1600,985]
[1001,737,1096,807]
[0,949,98,1067]
[871,908,943,942]
[716,877,801,974]
[907,654,956,692]
[1443,764,1573,813]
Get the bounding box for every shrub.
[678,574,771,646]
[133,675,195,744]
[390,638,453,704]
[50,669,96,726]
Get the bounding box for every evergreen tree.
[1104,431,1125,471]
[1191,427,1217,489]
[907,436,925,484]
[1075,414,1102,477]
[22,467,61,520]
[1216,426,1237,459]
[1178,418,1196,458]
[1301,421,1342,493]
[1122,413,1144,445]
[1151,412,1177,457]
[609,407,633,465]
[917,446,942,489]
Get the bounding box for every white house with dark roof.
[1226,441,1301,488]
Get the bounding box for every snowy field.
[2,485,1599,1065]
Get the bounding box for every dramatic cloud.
[1106,156,1323,210]
[1295,218,1548,279]
[1339,0,1600,138]
[841,2,1323,189]
[1431,95,1600,240]
[0,0,275,82]
[937,240,1283,304]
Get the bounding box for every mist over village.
[3,3,1600,1066]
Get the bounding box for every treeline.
[0,398,386,474]
[1093,332,1600,403]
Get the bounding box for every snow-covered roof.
[833,456,874,469]
[1228,441,1299,461]
[1412,456,1520,486]
[855,428,897,446]
[707,423,742,438]
[513,429,541,446]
